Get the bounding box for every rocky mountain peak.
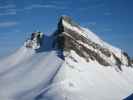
[16,15,132,70]
[60,15,72,22]
[54,16,132,70]
[58,15,80,32]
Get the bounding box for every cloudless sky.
[0,0,133,58]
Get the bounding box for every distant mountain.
[0,16,133,100]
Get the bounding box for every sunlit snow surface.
[0,17,133,100]
[0,47,133,100]
[0,47,63,100]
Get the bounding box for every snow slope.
[42,51,133,100]
[0,47,63,100]
[0,16,133,100]
[0,47,133,100]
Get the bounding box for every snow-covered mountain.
[54,16,132,69]
[0,15,133,100]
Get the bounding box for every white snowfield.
[0,16,133,100]
[0,47,133,100]
[0,47,63,100]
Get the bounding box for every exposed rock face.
[123,52,132,67]
[131,59,133,65]
[53,15,132,69]
[25,32,44,50]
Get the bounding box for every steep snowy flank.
[37,51,133,100]
[0,15,133,100]
[0,47,63,100]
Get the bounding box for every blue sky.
[0,0,133,58]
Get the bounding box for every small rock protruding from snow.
[24,32,44,49]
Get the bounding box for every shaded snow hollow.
[0,16,133,100]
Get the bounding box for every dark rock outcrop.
[53,16,110,66]
[131,59,133,66]
[112,54,122,71]
[123,52,132,67]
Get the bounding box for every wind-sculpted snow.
[0,48,133,100]
[0,47,35,74]
[0,48,63,100]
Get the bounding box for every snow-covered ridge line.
[62,20,88,38]
[62,16,120,54]
[62,17,122,57]
[54,16,131,66]
[63,32,112,66]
